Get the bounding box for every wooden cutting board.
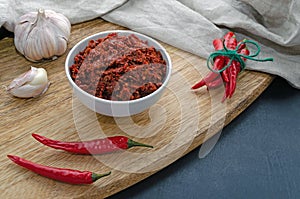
[0,19,273,198]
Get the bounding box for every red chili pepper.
[232,47,249,76]
[222,32,241,100]
[223,31,235,41]
[191,57,224,89]
[228,61,239,98]
[237,39,247,52]
[191,38,226,90]
[224,32,237,50]
[191,79,206,90]
[222,82,231,102]
[221,68,230,83]
[240,47,250,61]
[227,47,250,98]
[221,56,231,83]
[220,32,237,84]
[212,39,226,68]
[32,134,153,155]
[7,155,111,184]
[212,39,226,67]
[206,77,223,89]
[224,47,250,99]
[213,38,224,50]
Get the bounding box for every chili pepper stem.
[127,139,153,149]
[92,171,111,182]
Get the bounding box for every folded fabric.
[103,0,300,88]
[0,0,127,31]
[1,0,299,88]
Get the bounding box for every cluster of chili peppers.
[7,134,153,184]
[191,31,273,101]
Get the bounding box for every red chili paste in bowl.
[69,33,167,101]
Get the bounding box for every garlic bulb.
[7,66,50,98]
[14,8,71,62]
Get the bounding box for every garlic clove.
[55,36,68,56]
[43,27,56,58]
[8,83,50,98]
[7,66,37,90]
[29,67,48,86]
[7,66,50,98]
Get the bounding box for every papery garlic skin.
[14,8,71,62]
[7,66,50,98]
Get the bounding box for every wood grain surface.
[0,19,274,198]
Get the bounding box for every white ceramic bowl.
[65,30,172,117]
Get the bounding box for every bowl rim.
[65,30,172,105]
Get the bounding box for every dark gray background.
[109,77,300,199]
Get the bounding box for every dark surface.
[0,27,13,40]
[109,77,300,199]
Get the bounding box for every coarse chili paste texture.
[69,33,167,101]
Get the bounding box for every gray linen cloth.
[1,0,299,88]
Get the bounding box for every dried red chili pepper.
[237,39,247,52]
[221,32,238,100]
[7,155,111,184]
[206,77,223,89]
[221,32,237,85]
[191,57,224,89]
[240,47,250,61]
[191,38,226,90]
[228,61,239,98]
[213,38,224,50]
[227,47,250,98]
[223,31,235,40]
[191,79,205,90]
[222,82,231,102]
[32,134,153,155]
[224,32,237,49]
[221,67,230,83]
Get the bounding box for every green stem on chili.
[127,139,153,149]
[91,172,112,182]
